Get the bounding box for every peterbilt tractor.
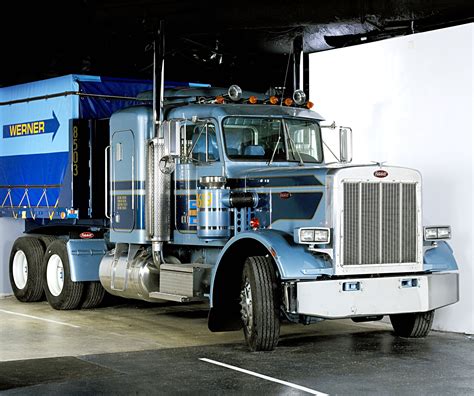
[1,74,458,351]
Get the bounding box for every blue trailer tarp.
[0,74,154,219]
[0,74,209,219]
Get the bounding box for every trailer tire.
[9,237,45,302]
[390,310,435,338]
[81,281,106,309]
[240,256,280,351]
[43,240,84,310]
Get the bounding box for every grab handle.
[105,145,111,219]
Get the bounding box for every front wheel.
[43,240,84,310]
[240,256,280,351]
[390,310,435,338]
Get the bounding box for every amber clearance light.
[284,98,293,106]
[215,96,225,104]
[306,101,314,109]
[248,95,258,104]
[269,96,279,105]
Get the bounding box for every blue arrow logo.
[2,112,61,141]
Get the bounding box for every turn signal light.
[249,95,258,104]
[306,101,314,109]
[284,98,293,106]
[269,96,279,105]
[215,96,225,104]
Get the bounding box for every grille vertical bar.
[402,183,417,262]
[343,183,359,265]
[343,182,418,266]
[361,183,380,264]
[382,183,400,264]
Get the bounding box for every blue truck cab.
[1,76,459,351]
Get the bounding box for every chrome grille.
[343,182,418,266]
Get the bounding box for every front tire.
[390,310,435,338]
[43,240,84,310]
[240,256,280,351]
[9,237,45,302]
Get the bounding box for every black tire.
[81,281,106,309]
[240,256,280,351]
[39,235,57,249]
[390,310,435,338]
[42,240,84,310]
[9,237,45,302]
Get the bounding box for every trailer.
[1,75,459,351]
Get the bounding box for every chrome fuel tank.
[99,247,159,302]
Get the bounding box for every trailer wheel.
[9,237,45,302]
[390,310,435,338]
[240,256,280,351]
[43,240,84,310]
[81,281,106,309]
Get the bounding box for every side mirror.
[339,127,353,163]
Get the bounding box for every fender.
[67,239,108,281]
[423,241,458,272]
[211,230,332,301]
[208,229,332,332]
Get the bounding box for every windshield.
[222,117,323,163]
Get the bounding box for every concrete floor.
[0,296,473,394]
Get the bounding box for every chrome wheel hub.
[240,278,253,332]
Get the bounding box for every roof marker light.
[269,96,279,105]
[215,95,225,104]
[284,98,293,106]
[293,89,306,105]
[228,85,242,101]
[306,101,314,109]
[248,95,258,104]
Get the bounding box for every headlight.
[437,227,451,239]
[300,229,315,242]
[424,226,451,241]
[297,227,330,244]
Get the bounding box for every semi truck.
[0,74,459,351]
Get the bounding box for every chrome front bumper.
[297,272,459,319]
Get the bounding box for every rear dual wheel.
[9,237,45,302]
[43,240,105,310]
[43,240,83,310]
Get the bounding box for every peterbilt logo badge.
[279,191,292,199]
[374,170,388,178]
[80,232,94,239]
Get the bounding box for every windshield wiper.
[268,133,281,166]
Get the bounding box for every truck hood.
[238,163,421,189]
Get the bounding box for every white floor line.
[199,358,327,395]
[0,309,80,328]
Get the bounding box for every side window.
[182,122,219,162]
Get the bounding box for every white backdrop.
[0,218,24,296]
[310,23,473,334]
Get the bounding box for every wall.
[310,23,473,334]
[0,218,24,297]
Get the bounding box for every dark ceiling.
[1,0,473,91]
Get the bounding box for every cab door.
[174,120,222,234]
